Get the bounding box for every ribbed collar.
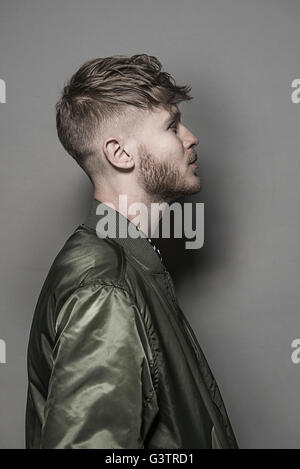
[82,198,166,274]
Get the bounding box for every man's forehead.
[144,104,181,124]
[163,104,179,116]
[161,104,181,123]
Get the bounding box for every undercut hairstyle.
[55,53,193,181]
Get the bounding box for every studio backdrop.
[0,0,300,449]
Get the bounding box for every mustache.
[187,152,197,164]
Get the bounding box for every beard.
[137,143,201,203]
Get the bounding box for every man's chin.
[183,175,202,195]
[184,183,201,196]
[160,182,201,203]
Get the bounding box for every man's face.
[135,104,200,203]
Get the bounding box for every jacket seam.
[76,238,126,290]
[78,277,130,293]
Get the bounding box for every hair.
[55,53,193,181]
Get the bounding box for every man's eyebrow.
[164,109,181,126]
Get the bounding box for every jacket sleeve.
[40,281,158,449]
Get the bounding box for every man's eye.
[169,123,178,133]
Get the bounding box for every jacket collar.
[82,198,166,274]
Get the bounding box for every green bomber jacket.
[25,198,239,449]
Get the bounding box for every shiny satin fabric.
[25,199,239,449]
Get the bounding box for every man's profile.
[25,53,238,449]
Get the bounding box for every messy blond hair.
[55,53,193,180]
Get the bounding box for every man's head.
[56,53,200,203]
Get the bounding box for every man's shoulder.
[49,224,126,292]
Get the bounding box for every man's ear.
[102,137,135,170]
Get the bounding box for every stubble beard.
[137,144,201,203]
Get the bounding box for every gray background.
[0,0,299,449]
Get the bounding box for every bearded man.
[25,53,238,449]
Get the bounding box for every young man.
[25,54,238,449]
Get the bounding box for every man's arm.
[40,282,157,449]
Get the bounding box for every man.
[25,53,238,449]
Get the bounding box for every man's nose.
[185,127,199,148]
[190,128,199,146]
